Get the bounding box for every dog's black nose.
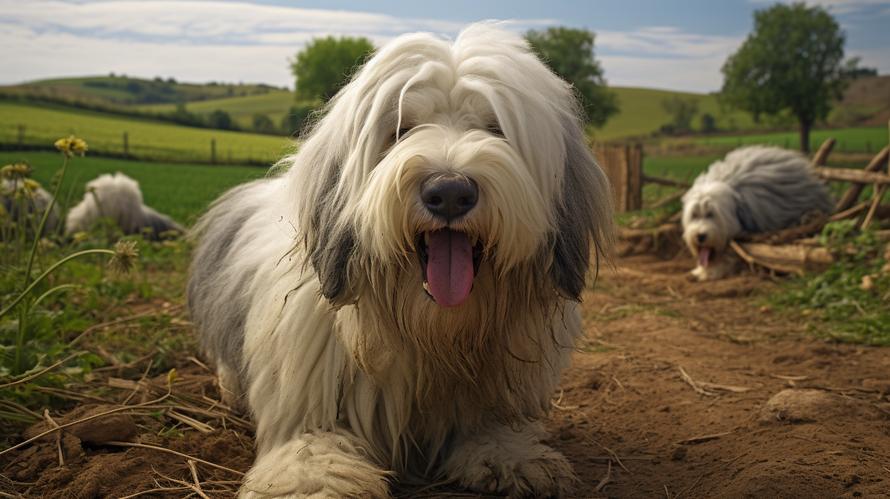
[696,233,707,244]
[421,175,478,220]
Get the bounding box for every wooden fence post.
[17,125,24,146]
[210,138,217,164]
[123,132,129,157]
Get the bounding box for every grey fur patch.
[187,180,267,380]
[1,178,61,238]
[550,117,614,300]
[702,146,833,233]
[141,206,184,240]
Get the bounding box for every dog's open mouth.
[416,229,483,307]
[696,246,713,268]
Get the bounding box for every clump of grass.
[768,220,890,345]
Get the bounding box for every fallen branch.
[733,242,834,276]
[676,431,733,445]
[835,146,889,212]
[861,184,887,230]
[810,138,836,167]
[651,190,686,209]
[749,216,828,244]
[619,223,681,240]
[815,167,890,185]
[678,366,717,397]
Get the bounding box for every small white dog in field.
[188,23,613,498]
[66,172,182,239]
[682,146,833,281]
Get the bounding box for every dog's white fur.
[188,23,612,497]
[682,146,833,281]
[66,172,182,239]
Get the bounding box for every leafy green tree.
[526,27,618,127]
[721,3,848,152]
[700,113,718,134]
[661,96,699,133]
[252,113,276,134]
[291,37,374,102]
[207,110,235,130]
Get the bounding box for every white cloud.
[0,0,560,86]
[751,0,890,14]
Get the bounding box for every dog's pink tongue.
[698,247,711,268]
[426,229,474,307]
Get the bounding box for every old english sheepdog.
[188,23,613,498]
[682,146,833,281]
[1,178,61,237]
[66,172,182,239]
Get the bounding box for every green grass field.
[139,90,295,129]
[0,151,268,224]
[593,87,757,141]
[686,126,888,154]
[0,101,293,164]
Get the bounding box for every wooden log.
[735,242,835,276]
[815,167,890,185]
[861,185,887,230]
[642,174,691,189]
[811,138,836,167]
[619,223,681,240]
[834,146,890,212]
[749,215,828,244]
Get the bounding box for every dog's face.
[290,25,611,325]
[681,183,740,268]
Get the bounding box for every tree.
[207,110,235,130]
[661,96,699,134]
[526,27,618,127]
[700,113,718,134]
[252,113,276,134]
[291,36,374,102]
[721,3,848,152]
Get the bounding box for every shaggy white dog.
[66,172,182,239]
[188,23,613,498]
[1,178,60,237]
[682,146,832,281]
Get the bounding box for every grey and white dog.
[66,172,182,240]
[188,23,613,498]
[682,146,833,280]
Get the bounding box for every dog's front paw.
[444,425,575,498]
[240,433,390,498]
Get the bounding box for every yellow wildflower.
[54,135,88,157]
[0,163,32,180]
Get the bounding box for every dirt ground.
[3,254,890,498]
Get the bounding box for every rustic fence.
[594,142,644,213]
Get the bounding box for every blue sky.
[1,0,888,92]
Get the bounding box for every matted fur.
[1,178,60,237]
[188,23,613,498]
[682,146,833,281]
[66,173,183,239]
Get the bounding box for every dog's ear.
[550,118,614,301]
[309,200,356,304]
[295,127,358,305]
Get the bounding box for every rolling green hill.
[138,90,296,129]
[5,75,285,106]
[0,101,292,164]
[593,87,757,141]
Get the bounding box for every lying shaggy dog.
[66,172,182,240]
[682,146,833,281]
[188,23,613,498]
